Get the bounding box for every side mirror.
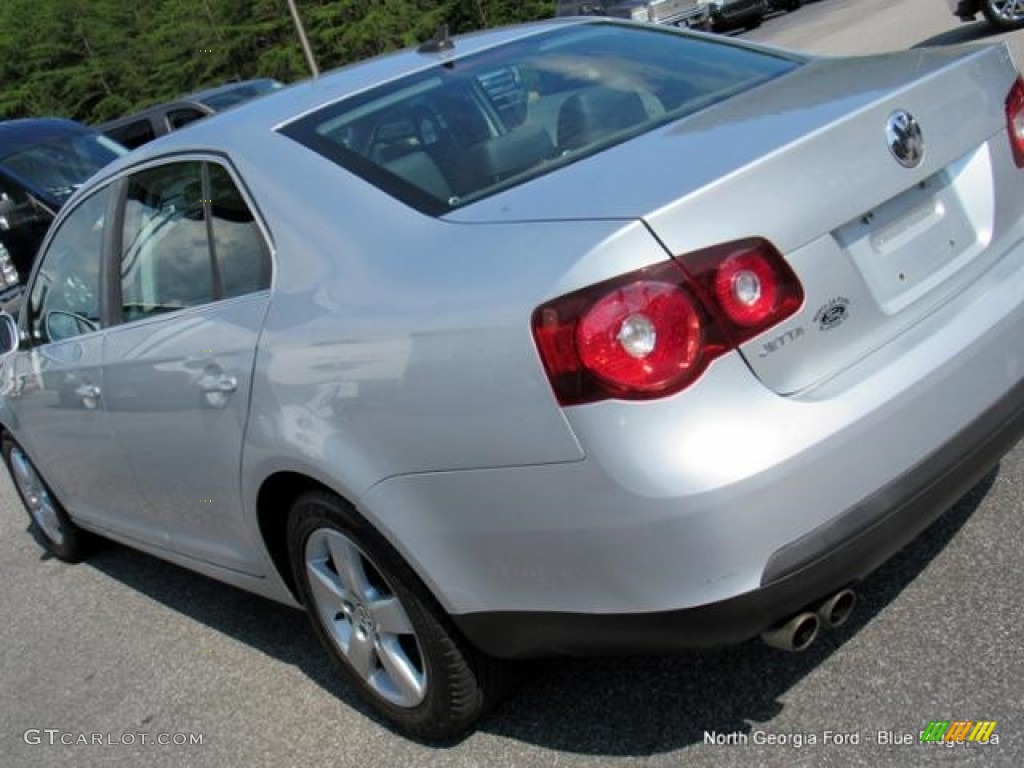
[0,311,19,357]
[44,309,97,342]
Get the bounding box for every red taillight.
[1006,75,1024,168]
[712,248,781,327]
[689,239,804,343]
[577,280,702,394]
[532,239,802,405]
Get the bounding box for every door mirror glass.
[44,309,98,343]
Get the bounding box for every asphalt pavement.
[2,1,1023,766]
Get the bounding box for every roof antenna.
[418,24,454,54]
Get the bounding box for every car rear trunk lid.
[664,45,1020,394]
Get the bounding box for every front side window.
[28,185,112,343]
[280,22,800,214]
[119,160,269,322]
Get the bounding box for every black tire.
[2,436,91,562]
[982,0,1024,29]
[287,489,507,741]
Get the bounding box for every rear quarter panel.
[230,131,671,505]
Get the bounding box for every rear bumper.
[454,373,1024,657]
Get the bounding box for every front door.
[7,183,156,540]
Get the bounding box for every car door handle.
[198,372,238,394]
[75,384,101,409]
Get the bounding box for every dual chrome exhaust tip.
[761,588,857,652]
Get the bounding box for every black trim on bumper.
[454,376,1024,659]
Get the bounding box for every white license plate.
[834,170,980,314]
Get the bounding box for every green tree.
[0,0,558,124]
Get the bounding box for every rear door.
[102,158,272,574]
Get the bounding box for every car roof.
[0,118,94,157]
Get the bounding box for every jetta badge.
[886,110,924,168]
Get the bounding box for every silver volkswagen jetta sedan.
[3,19,1024,740]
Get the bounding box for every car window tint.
[107,120,157,149]
[28,184,111,344]
[280,22,800,215]
[167,108,206,130]
[120,162,213,320]
[207,163,270,297]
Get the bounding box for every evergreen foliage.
[0,1,553,124]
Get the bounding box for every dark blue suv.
[0,118,126,303]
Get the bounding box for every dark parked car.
[949,0,1024,29]
[700,0,769,31]
[0,118,126,301]
[96,78,284,149]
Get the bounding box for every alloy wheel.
[986,0,1024,24]
[304,527,427,708]
[9,446,65,547]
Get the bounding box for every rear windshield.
[281,22,800,215]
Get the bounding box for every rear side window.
[120,162,212,318]
[118,160,270,322]
[208,163,271,298]
[280,22,799,214]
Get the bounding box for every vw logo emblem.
[886,110,924,168]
